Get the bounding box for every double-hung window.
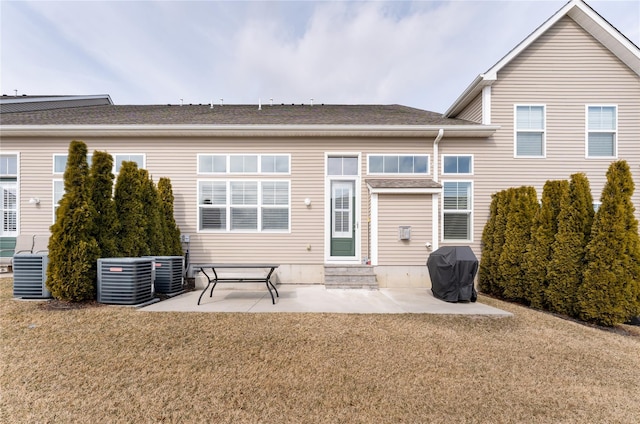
[587,105,617,158]
[199,181,227,230]
[515,105,545,157]
[261,181,289,230]
[0,154,18,236]
[443,181,472,241]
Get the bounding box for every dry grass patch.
[1,277,639,423]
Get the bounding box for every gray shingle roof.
[0,104,475,126]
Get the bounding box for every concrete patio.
[140,284,512,316]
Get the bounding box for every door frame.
[324,153,361,264]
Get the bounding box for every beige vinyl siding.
[377,193,432,266]
[462,15,640,255]
[1,135,436,267]
[456,92,483,123]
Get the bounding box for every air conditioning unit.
[97,258,154,305]
[13,253,51,299]
[145,256,184,295]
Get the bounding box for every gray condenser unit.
[13,253,51,299]
[97,258,154,305]
[145,256,184,295]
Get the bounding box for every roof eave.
[0,124,500,138]
[444,74,494,118]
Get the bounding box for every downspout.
[432,129,444,252]
[432,128,444,183]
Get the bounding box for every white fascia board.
[568,2,640,75]
[0,124,499,138]
[444,75,494,118]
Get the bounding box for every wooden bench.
[196,264,279,305]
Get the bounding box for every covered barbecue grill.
[427,246,478,302]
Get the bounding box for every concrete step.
[324,265,378,290]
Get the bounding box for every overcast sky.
[1,0,638,112]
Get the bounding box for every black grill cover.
[427,246,478,302]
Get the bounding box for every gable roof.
[445,0,640,118]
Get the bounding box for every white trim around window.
[52,179,64,223]
[514,104,546,158]
[585,105,617,159]
[113,154,145,173]
[198,154,291,175]
[441,154,473,175]
[442,180,473,242]
[53,153,94,174]
[367,154,430,175]
[197,179,291,233]
[0,152,19,237]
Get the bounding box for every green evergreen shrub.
[158,177,183,256]
[138,170,164,256]
[88,151,119,258]
[46,140,100,301]
[498,186,538,302]
[545,173,594,317]
[479,189,513,297]
[577,161,640,326]
[523,180,568,309]
[478,193,498,295]
[114,161,148,257]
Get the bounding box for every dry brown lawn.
[1,277,639,423]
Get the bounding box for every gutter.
[0,124,499,138]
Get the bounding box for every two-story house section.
[1,1,638,290]
[443,0,640,254]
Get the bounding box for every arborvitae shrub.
[498,186,538,303]
[522,180,568,309]
[139,170,164,256]
[88,151,119,258]
[46,140,100,301]
[481,189,513,297]
[114,161,148,257]
[546,173,594,317]
[158,177,182,256]
[479,193,499,295]
[577,161,640,326]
